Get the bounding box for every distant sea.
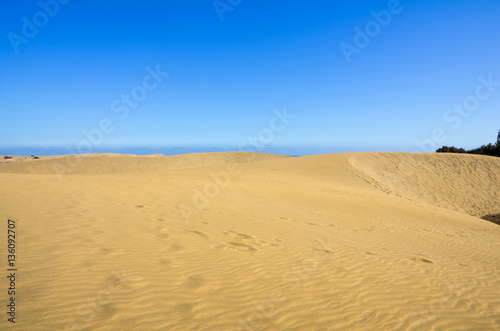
[0,146,375,157]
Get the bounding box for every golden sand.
[1,152,499,330]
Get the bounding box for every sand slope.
[0,152,499,330]
[349,153,500,217]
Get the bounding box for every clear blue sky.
[1,0,499,155]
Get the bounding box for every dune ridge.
[0,152,499,330]
[0,152,289,175]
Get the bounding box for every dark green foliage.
[3,155,13,159]
[436,146,467,153]
[468,143,500,157]
[436,130,500,157]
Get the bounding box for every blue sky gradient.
[1,0,499,155]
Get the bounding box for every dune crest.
[0,152,289,175]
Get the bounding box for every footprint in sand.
[100,247,114,255]
[168,244,186,253]
[158,233,170,240]
[211,241,258,252]
[212,231,264,251]
[411,257,434,264]
[226,241,257,251]
[228,231,255,240]
[174,302,196,316]
[135,204,152,211]
[314,248,333,254]
[154,226,170,240]
[183,275,206,290]
[95,304,118,322]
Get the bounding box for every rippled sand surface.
[1,152,499,330]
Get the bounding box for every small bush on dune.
[436,146,467,153]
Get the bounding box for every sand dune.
[349,153,500,217]
[0,152,288,175]
[0,152,499,330]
